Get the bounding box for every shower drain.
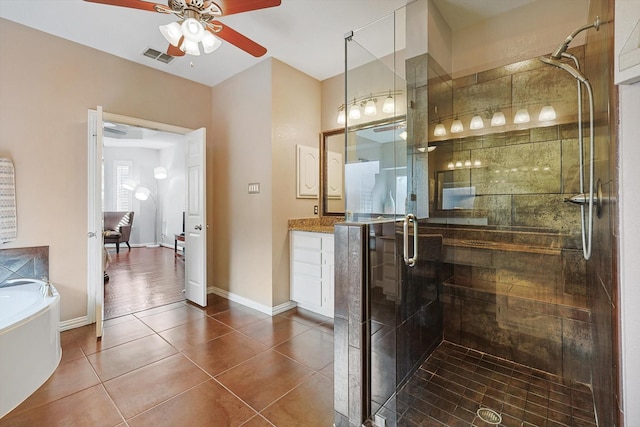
[476,408,502,425]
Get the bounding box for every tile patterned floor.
[394,342,597,427]
[0,296,334,427]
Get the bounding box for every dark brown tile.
[0,385,123,427]
[206,293,242,316]
[274,328,334,371]
[74,316,155,355]
[159,316,233,350]
[213,306,270,329]
[217,349,315,411]
[87,334,177,381]
[7,357,100,416]
[261,374,333,427]
[127,380,255,427]
[136,304,206,332]
[238,315,311,347]
[240,415,275,426]
[104,353,209,419]
[182,331,267,376]
[278,307,332,327]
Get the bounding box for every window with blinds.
[114,161,133,211]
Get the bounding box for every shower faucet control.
[565,193,590,206]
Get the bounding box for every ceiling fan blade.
[166,42,185,57]
[208,22,267,57]
[83,0,160,12]
[215,0,281,16]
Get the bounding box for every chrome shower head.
[550,16,600,59]
[539,56,588,83]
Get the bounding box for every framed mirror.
[320,128,345,216]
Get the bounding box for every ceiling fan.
[84,0,281,57]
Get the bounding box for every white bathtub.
[0,279,61,418]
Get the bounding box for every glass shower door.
[345,3,438,425]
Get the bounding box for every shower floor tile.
[394,342,597,427]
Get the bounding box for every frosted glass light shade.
[491,111,506,126]
[122,179,138,191]
[337,109,346,125]
[538,105,557,121]
[455,161,463,168]
[202,32,222,53]
[348,103,361,120]
[154,167,168,180]
[450,118,464,133]
[182,39,201,56]
[470,115,484,130]
[364,99,377,116]
[182,18,205,42]
[427,146,437,153]
[433,123,446,136]
[135,186,151,201]
[159,22,182,46]
[514,108,531,123]
[382,95,394,114]
[399,130,407,140]
[447,162,455,169]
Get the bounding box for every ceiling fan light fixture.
[159,21,182,46]
[182,18,205,42]
[182,39,201,56]
[201,32,222,53]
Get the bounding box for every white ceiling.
[0,0,534,88]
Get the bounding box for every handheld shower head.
[550,16,600,59]
[539,56,588,83]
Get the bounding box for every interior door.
[88,107,104,338]
[184,128,207,307]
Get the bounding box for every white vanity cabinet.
[290,231,334,317]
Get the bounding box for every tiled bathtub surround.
[0,246,49,285]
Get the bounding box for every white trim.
[207,286,297,316]
[59,316,90,332]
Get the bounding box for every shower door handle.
[403,213,418,267]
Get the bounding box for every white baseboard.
[59,316,90,331]
[207,286,297,316]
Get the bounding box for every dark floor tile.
[274,328,334,371]
[261,374,333,427]
[217,349,314,411]
[104,353,209,419]
[213,306,270,329]
[136,304,206,332]
[0,385,123,427]
[74,317,155,355]
[205,293,243,316]
[87,334,177,381]
[182,331,267,376]
[127,380,255,427]
[238,315,311,348]
[277,307,332,327]
[6,357,100,417]
[159,316,233,350]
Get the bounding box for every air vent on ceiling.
[142,48,175,64]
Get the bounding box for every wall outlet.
[314,205,318,214]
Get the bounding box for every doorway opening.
[88,109,208,337]
[102,122,186,319]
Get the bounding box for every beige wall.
[450,0,589,78]
[0,19,212,322]
[210,58,320,308]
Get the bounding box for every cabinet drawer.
[291,274,322,306]
[293,248,322,264]
[293,261,322,278]
[292,233,322,250]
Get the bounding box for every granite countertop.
[288,217,344,234]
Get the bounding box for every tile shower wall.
[426,49,593,385]
[0,246,49,285]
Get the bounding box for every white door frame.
[87,110,205,326]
